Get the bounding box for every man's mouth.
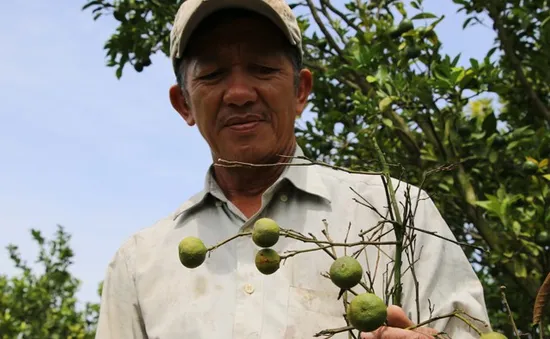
[224,115,264,129]
[227,121,261,131]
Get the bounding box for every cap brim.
[172,0,298,70]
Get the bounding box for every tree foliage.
[0,226,99,339]
[76,0,550,337]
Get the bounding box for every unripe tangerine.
[346,293,387,333]
[252,217,280,248]
[178,236,207,269]
[255,248,281,275]
[329,256,363,289]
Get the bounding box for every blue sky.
[1,0,496,307]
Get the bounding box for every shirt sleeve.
[95,241,148,339]
[400,190,492,338]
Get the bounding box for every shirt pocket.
[284,286,351,339]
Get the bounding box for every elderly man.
[95,0,491,338]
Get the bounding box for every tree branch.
[320,0,363,34]
[305,0,348,64]
[488,6,550,126]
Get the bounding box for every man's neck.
[212,143,296,216]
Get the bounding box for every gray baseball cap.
[169,0,303,75]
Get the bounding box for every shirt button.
[244,283,255,294]
[215,201,222,207]
[280,194,288,202]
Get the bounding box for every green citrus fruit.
[346,293,387,332]
[397,19,414,34]
[404,46,421,59]
[178,236,207,269]
[480,331,508,339]
[255,248,281,275]
[134,62,144,72]
[252,218,280,248]
[457,124,471,138]
[113,10,125,22]
[388,26,401,39]
[536,230,550,246]
[492,135,506,149]
[388,20,413,39]
[522,160,538,175]
[329,256,363,289]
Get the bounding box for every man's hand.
[360,305,440,338]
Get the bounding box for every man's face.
[169,12,312,164]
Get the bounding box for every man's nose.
[222,69,257,107]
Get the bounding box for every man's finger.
[386,305,415,328]
[360,326,438,339]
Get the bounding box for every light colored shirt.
[95,144,491,339]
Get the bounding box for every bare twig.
[500,286,520,338]
[454,313,483,336]
[344,222,352,256]
[206,232,251,254]
[309,233,337,260]
[216,156,382,176]
[404,225,486,252]
[407,309,485,336]
[403,209,421,324]
[428,299,436,320]
[322,219,338,258]
[314,325,355,337]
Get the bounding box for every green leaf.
[382,118,394,128]
[506,140,520,150]
[543,174,550,181]
[379,97,394,112]
[395,2,406,16]
[513,258,527,278]
[487,47,498,59]
[463,17,474,29]
[116,67,123,79]
[451,53,462,67]
[82,0,103,10]
[366,75,377,83]
[474,199,501,215]
[376,66,390,83]
[411,13,438,20]
[512,221,521,235]
[470,58,479,70]
[489,150,498,164]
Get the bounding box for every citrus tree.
[82,0,550,337]
[0,226,100,339]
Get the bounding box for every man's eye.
[198,70,223,80]
[254,65,279,74]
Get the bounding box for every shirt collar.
[282,144,331,203]
[172,143,331,221]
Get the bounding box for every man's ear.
[169,84,195,126]
[295,68,313,117]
